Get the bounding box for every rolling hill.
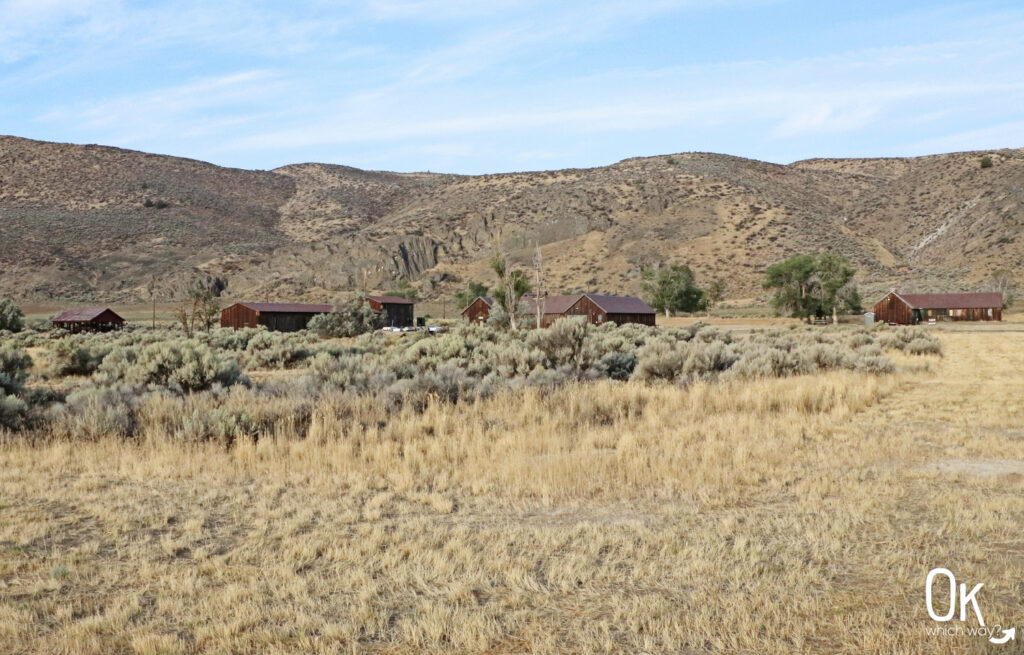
[1,135,1022,305]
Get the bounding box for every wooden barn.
[565,294,657,326]
[365,295,414,328]
[872,291,1003,325]
[220,302,333,332]
[521,295,586,328]
[52,307,125,332]
[461,296,494,324]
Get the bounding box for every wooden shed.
[461,296,494,324]
[220,302,333,332]
[365,295,414,328]
[564,294,657,326]
[872,291,1003,325]
[52,307,125,332]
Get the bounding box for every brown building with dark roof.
[522,295,585,328]
[461,296,494,324]
[564,294,657,326]
[52,307,125,332]
[365,295,414,328]
[872,291,1003,325]
[469,293,656,328]
[220,302,333,332]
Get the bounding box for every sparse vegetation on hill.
[3,136,1023,304]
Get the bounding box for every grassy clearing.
[1,330,1023,653]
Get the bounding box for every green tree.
[308,298,384,337]
[491,254,531,330]
[174,281,222,336]
[763,253,859,323]
[0,298,24,333]
[386,279,418,301]
[454,281,490,309]
[705,279,727,317]
[641,264,705,317]
[981,155,994,169]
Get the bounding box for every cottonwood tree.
[0,298,24,333]
[705,279,727,317]
[763,253,860,323]
[454,281,490,309]
[491,254,531,330]
[988,269,1016,308]
[308,297,383,337]
[176,282,222,336]
[386,279,418,301]
[642,264,705,317]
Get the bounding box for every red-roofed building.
[872,291,1003,324]
[220,302,333,332]
[52,307,125,332]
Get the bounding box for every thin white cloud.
[772,104,881,138]
[6,0,1024,172]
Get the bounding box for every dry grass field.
[2,329,1024,653]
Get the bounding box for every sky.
[2,0,1024,174]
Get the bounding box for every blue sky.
[2,0,1023,173]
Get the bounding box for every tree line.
[448,252,864,324]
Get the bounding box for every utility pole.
[147,276,157,328]
[534,242,544,329]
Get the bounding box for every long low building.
[872,291,1003,324]
[52,307,125,332]
[462,293,656,327]
[220,302,333,332]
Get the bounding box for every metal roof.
[893,292,1003,310]
[236,302,334,313]
[365,295,414,305]
[581,294,656,314]
[522,294,584,314]
[52,307,123,322]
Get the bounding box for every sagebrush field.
[1,321,1022,654]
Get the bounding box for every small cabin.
[365,295,414,328]
[872,291,1003,325]
[52,307,125,332]
[461,296,494,324]
[220,302,333,332]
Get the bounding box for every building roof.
[582,294,656,314]
[52,307,123,322]
[522,294,584,314]
[460,296,494,314]
[892,292,1003,310]
[235,302,334,314]
[365,295,414,305]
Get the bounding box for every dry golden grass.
[2,331,1024,653]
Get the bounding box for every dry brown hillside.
[1,135,1022,304]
